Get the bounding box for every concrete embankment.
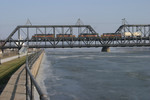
[0,51,44,100]
[31,51,44,77]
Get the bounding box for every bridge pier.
[0,49,3,65]
[18,48,20,58]
[101,46,110,52]
[1,49,4,53]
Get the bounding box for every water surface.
[37,48,150,100]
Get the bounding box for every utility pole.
[76,18,84,25]
[122,18,129,25]
[122,18,126,25]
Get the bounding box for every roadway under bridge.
[0,24,150,52]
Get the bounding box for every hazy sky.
[0,0,150,38]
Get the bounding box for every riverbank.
[35,53,49,100]
[0,51,45,100]
[0,56,26,94]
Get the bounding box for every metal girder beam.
[1,26,19,48]
[115,24,150,33]
[1,24,150,49]
[2,43,150,49]
[87,25,97,33]
[115,25,124,33]
[123,25,150,27]
[18,25,92,28]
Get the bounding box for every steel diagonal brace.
[2,26,19,48]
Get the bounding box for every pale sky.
[0,0,150,39]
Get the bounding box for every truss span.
[0,24,150,50]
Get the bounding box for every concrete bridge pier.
[101,46,110,52]
[0,49,4,53]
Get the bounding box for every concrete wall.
[31,51,44,77]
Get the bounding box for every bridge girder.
[115,25,150,37]
[0,24,150,49]
[0,25,97,49]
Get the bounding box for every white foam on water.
[57,55,82,59]
[83,56,94,59]
[50,92,79,100]
[34,53,50,100]
[98,56,150,58]
[57,56,69,59]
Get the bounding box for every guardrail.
[25,50,48,100]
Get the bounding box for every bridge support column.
[18,48,20,58]
[0,49,4,65]
[101,46,110,52]
[1,49,4,53]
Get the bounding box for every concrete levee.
[31,51,44,77]
[0,65,26,100]
[0,51,45,100]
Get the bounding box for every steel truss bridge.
[0,24,150,51]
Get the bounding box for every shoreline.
[35,53,49,100]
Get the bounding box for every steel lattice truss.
[0,24,150,49]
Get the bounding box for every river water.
[36,48,150,100]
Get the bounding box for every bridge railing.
[25,49,48,100]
